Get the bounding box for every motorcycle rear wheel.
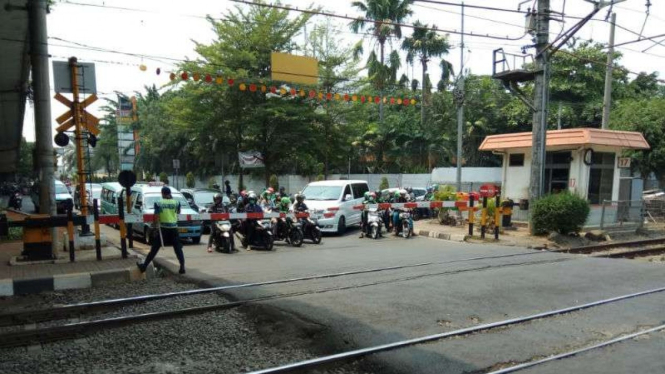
[264,234,274,251]
[290,229,304,247]
[402,222,411,238]
[311,228,322,244]
[370,225,379,239]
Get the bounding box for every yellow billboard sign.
[271,52,318,85]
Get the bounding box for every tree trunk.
[379,39,385,123]
[421,58,427,130]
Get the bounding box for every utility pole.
[28,0,56,252]
[529,0,551,213]
[455,1,465,193]
[601,12,616,129]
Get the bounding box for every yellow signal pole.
[69,57,88,218]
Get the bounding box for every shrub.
[145,171,154,182]
[379,176,389,190]
[433,185,457,201]
[269,174,279,190]
[159,172,169,184]
[208,177,217,189]
[185,172,195,188]
[531,192,590,235]
[316,174,324,181]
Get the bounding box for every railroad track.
[0,254,571,348]
[0,250,553,327]
[561,237,665,255]
[246,286,665,374]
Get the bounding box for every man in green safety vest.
[137,186,186,274]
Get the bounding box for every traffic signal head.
[88,134,97,148]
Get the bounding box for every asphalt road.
[102,224,665,374]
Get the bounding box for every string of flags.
[139,63,418,106]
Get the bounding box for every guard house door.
[544,151,571,194]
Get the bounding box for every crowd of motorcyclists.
[204,185,321,254]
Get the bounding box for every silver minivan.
[300,180,369,234]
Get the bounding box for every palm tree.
[401,21,452,129]
[350,0,414,122]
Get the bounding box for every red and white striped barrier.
[353,201,464,210]
[95,212,309,225]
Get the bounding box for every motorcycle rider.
[293,194,308,212]
[359,191,371,238]
[236,190,248,212]
[273,196,292,237]
[242,192,263,247]
[207,193,234,253]
[392,189,410,236]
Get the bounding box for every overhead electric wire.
[229,0,529,41]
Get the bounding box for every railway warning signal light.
[88,134,97,148]
[54,132,69,147]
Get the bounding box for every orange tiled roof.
[478,128,650,151]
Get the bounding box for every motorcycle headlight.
[220,224,231,230]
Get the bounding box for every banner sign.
[238,151,264,168]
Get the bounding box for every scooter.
[393,209,414,239]
[236,218,274,251]
[9,191,22,211]
[210,220,235,253]
[274,216,304,247]
[365,208,384,239]
[299,211,322,244]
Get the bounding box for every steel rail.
[602,245,665,259]
[0,250,551,326]
[486,323,665,374]
[557,237,665,254]
[0,257,571,348]
[245,286,665,374]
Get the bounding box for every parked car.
[180,188,219,213]
[130,183,203,244]
[74,183,102,211]
[301,180,369,234]
[100,182,126,216]
[30,180,74,214]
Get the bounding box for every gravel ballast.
[0,276,381,374]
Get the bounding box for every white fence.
[168,167,502,194]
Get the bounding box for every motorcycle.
[9,191,22,211]
[298,211,322,244]
[365,208,384,239]
[236,217,274,251]
[396,209,413,238]
[210,220,235,253]
[274,215,304,247]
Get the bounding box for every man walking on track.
[137,186,186,274]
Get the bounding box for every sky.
[23,0,665,142]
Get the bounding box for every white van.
[300,180,369,234]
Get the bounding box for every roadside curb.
[0,264,154,297]
[415,229,467,242]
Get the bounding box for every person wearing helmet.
[359,191,372,238]
[236,190,248,212]
[273,196,292,236]
[137,186,186,274]
[293,194,308,212]
[241,192,263,247]
[207,193,233,253]
[392,189,410,236]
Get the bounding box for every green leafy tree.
[185,172,195,188]
[351,0,414,121]
[402,21,452,128]
[159,172,169,184]
[379,176,389,190]
[17,138,35,178]
[269,174,279,190]
[208,177,217,189]
[145,171,154,182]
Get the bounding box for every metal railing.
[600,200,644,232]
[492,48,534,77]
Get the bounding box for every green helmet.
[280,197,291,206]
[364,191,370,199]
[394,190,400,197]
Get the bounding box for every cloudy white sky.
[24,0,665,141]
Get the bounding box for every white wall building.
[479,128,650,227]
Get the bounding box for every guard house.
[479,128,650,227]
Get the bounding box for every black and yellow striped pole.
[494,195,501,240]
[67,209,75,262]
[93,198,102,260]
[480,196,488,239]
[468,195,475,236]
[117,196,128,259]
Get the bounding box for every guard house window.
[509,153,525,166]
[544,152,571,194]
[588,152,615,205]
